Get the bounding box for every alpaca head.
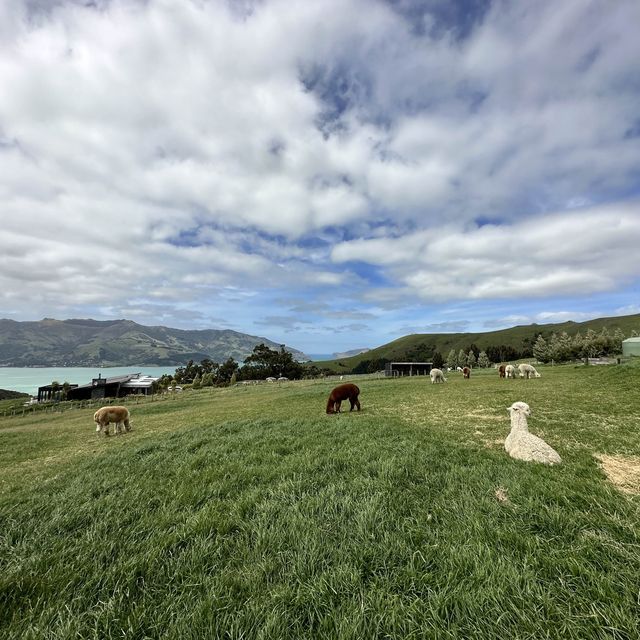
[507,401,531,417]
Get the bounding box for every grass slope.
[318,312,640,372]
[1,364,639,639]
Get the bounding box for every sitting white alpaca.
[505,402,561,465]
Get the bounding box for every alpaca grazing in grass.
[518,363,541,379]
[498,365,506,378]
[430,368,447,383]
[94,406,131,436]
[462,366,471,379]
[505,402,561,465]
[326,383,361,414]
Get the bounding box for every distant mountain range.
[0,318,308,367]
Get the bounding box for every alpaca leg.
[335,400,342,413]
[354,398,361,411]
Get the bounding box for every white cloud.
[0,0,639,341]
[332,201,640,301]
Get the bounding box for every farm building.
[622,337,640,357]
[385,362,433,377]
[38,373,160,402]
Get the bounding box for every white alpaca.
[505,402,561,465]
[430,368,447,383]
[518,363,541,379]
[505,364,516,379]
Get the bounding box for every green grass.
[1,364,639,639]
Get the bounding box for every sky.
[1,0,640,356]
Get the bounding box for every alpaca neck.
[510,412,529,433]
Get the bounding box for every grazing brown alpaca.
[462,366,471,379]
[498,365,506,378]
[326,383,361,414]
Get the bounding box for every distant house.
[38,373,159,403]
[385,362,433,377]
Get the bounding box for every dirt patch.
[494,486,512,505]
[595,454,640,495]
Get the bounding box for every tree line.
[157,343,327,390]
[532,327,631,364]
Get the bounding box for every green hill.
[317,313,640,372]
[0,318,308,366]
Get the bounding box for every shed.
[622,337,640,357]
[385,362,433,377]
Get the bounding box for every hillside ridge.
[0,318,308,366]
[317,313,640,372]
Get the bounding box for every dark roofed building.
[38,373,159,402]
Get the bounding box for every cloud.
[333,200,640,302]
[0,0,639,348]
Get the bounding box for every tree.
[532,335,549,363]
[613,328,625,354]
[202,373,214,387]
[218,357,239,384]
[432,351,444,369]
[457,349,466,369]
[192,374,202,390]
[446,349,457,369]
[243,343,303,380]
[230,371,237,386]
[466,350,477,368]
[477,351,490,368]
[597,327,614,355]
[581,329,600,362]
[571,331,584,359]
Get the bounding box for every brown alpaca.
[498,365,506,378]
[94,406,131,436]
[462,367,471,379]
[326,383,361,414]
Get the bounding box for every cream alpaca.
[505,402,561,465]
[430,368,447,383]
[518,363,541,379]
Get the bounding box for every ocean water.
[0,366,178,396]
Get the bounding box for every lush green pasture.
[1,364,639,639]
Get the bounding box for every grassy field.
[1,363,639,639]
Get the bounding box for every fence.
[0,391,180,420]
